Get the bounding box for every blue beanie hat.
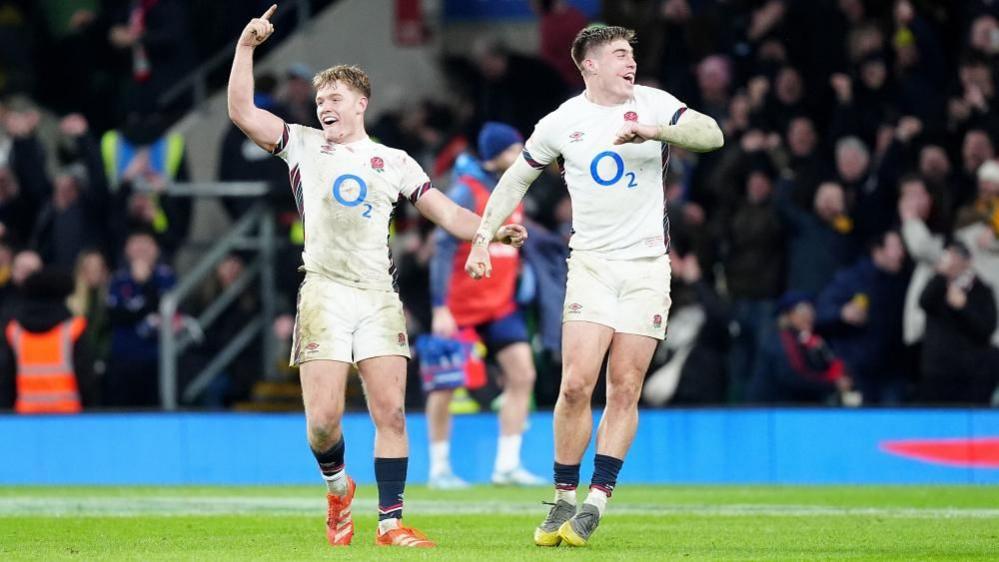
[477,122,523,162]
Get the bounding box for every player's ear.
[582,58,596,75]
[357,96,368,113]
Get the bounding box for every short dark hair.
[570,26,636,71]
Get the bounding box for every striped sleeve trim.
[408,181,432,204]
[522,149,547,170]
[669,107,687,125]
[271,123,291,155]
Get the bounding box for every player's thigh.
[606,332,658,397]
[291,275,354,365]
[353,289,411,363]
[614,255,672,340]
[356,355,409,417]
[562,252,618,329]
[560,320,614,393]
[300,359,352,423]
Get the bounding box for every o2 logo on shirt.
[589,151,637,189]
[332,174,373,219]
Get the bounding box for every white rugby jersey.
[272,123,431,290]
[523,84,686,259]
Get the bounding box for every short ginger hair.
[312,64,371,98]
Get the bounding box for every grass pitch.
[0,485,997,560]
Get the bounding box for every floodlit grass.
[1,485,997,560]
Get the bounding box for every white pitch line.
[0,497,996,519]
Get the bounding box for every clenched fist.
[239,4,276,48]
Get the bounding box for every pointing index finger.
[261,4,277,21]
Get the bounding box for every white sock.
[323,469,348,495]
[554,487,577,505]
[378,517,402,533]
[494,433,522,473]
[429,440,451,477]
[584,487,609,517]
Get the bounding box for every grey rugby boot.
[557,502,600,546]
[533,500,576,546]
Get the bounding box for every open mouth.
[622,73,635,84]
[321,115,338,126]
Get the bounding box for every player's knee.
[560,376,593,407]
[507,367,536,391]
[607,377,643,410]
[372,403,407,436]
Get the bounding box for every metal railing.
[154,182,277,410]
[157,0,314,112]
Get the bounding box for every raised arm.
[227,4,284,153]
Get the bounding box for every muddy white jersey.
[272,123,431,290]
[523,84,686,259]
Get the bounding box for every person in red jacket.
[426,123,544,488]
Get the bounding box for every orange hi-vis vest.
[5,317,86,414]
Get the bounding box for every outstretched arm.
[615,108,724,153]
[414,188,527,245]
[463,156,541,279]
[227,4,284,153]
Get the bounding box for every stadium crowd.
[0,0,998,411]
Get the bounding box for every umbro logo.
[569,131,584,143]
[320,143,336,155]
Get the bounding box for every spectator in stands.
[716,152,784,399]
[30,114,110,268]
[828,54,895,150]
[953,160,999,347]
[917,143,955,230]
[107,0,197,117]
[533,0,587,90]
[955,129,994,210]
[281,63,315,127]
[218,73,291,219]
[779,180,858,294]
[898,175,944,349]
[816,231,910,404]
[67,249,111,384]
[0,269,96,413]
[919,242,997,404]
[0,107,47,246]
[0,249,42,322]
[187,253,260,407]
[777,115,826,210]
[643,249,729,405]
[748,291,853,405]
[102,113,192,259]
[104,229,175,407]
[470,37,568,137]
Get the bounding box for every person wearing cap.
[748,290,852,404]
[425,122,544,489]
[953,159,999,346]
[918,241,997,403]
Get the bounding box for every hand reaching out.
[239,4,277,48]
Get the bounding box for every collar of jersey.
[580,89,634,109]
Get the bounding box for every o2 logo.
[589,151,637,188]
[332,174,373,219]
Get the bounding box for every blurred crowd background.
[0,0,997,412]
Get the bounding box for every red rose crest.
[624,111,638,122]
[371,156,385,172]
[653,314,663,328]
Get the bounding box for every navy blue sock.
[590,454,623,497]
[375,457,407,520]
[312,437,345,477]
[553,462,580,491]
